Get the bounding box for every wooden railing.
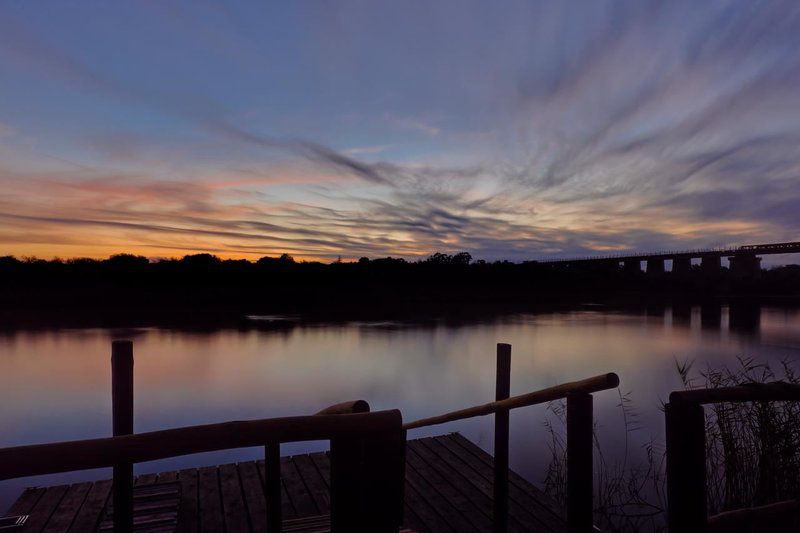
[403,343,620,533]
[665,382,800,532]
[0,341,404,533]
[0,340,621,533]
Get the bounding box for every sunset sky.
[1,1,799,262]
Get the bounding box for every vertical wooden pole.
[399,429,407,527]
[361,425,406,532]
[330,436,362,532]
[265,442,282,533]
[666,402,707,532]
[567,392,593,533]
[112,340,134,533]
[494,343,511,533]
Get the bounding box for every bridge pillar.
[701,255,721,276]
[646,258,665,274]
[672,257,692,276]
[623,259,641,273]
[728,254,762,281]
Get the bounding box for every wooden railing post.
[330,436,363,532]
[111,340,134,533]
[362,425,405,531]
[399,429,407,527]
[265,442,281,532]
[666,402,707,532]
[330,409,404,532]
[567,391,593,533]
[494,343,511,533]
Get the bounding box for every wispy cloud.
[343,144,395,156]
[0,10,412,189]
[1,1,799,260]
[393,116,441,137]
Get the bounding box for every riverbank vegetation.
[1,253,798,324]
[544,357,800,532]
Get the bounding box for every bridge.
[536,241,800,279]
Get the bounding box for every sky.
[1,1,800,262]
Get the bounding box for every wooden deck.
[4,433,565,532]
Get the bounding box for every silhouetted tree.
[0,251,796,326]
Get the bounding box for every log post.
[112,340,134,533]
[330,436,363,532]
[265,442,281,533]
[361,425,406,531]
[494,343,511,533]
[666,402,707,532]
[567,391,593,533]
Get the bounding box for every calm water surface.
[2,304,800,510]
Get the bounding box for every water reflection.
[671,303,692,326]
[729,303,762,333]
[701,303,723,330]
[0,304,797,511]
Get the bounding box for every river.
[2,303,799,511]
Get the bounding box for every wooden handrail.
[669,381,800,405]
[0,410,400,481]
[708,499,800,532]
[1,339,401,533]
[403,372,619,430]
[666,380,800,532]
[403,365,619,533]
[112,340,134,530]
[315,400,370,415]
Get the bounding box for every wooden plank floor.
[4,433,566,532]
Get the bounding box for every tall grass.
[543,356,800,532]
[691,357,800,514]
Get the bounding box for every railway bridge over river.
[537,241,800,279]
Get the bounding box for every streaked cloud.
[0,1,799,261]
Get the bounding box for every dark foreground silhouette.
[1,252,799,328]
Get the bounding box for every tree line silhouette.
[1,252,799,327]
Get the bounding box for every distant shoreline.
[2,253,799,329]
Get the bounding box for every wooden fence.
[0,340,622,533]
[404,343,620,533]
[666,382,800,532]
[0,340,404,533]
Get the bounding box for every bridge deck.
[537,240,800,264]
[3,433,565,533]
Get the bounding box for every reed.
[690,356,800,514]
[543,356,800,532]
